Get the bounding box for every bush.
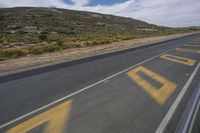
[28,46,44,54]
[84,39,111,46]
[63,43,82,48]
[99,40,111,44]
[0,48,25,58]
[83,41,93,46]
[0,39,3,43]
[56,39,64,46]
[38,34,48,41]
[0,57,7,61]
[28,44,62,55]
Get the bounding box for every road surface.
[0,34,200,133]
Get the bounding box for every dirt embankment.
[0,33,197,75]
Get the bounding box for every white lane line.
[188,88,200,133]
[155,61,200,133]
[0,47,177,130]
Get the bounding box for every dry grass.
[0,32,196,74]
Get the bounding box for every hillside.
[0,7,197,60]
[0,7,158,34]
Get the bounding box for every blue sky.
[0,0,199,27]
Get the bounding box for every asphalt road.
[0,34,200,133]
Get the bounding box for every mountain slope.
[0,7,159,36]
[0,7,197,60]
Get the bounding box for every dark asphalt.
[0,34,200,133]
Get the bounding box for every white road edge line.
[0,47,177,129]
[155,61,200,133]
[188,87,200,133]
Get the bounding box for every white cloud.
[0,0,199,27]
[0,0,67,8]
[71,0,90,6]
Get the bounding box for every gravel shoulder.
[0,33,197,75]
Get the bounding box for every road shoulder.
[0,33,197,76]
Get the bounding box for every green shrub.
[0,57,7,61]
[0,39,3,43]
[28,44,62,55]
[84,39,111,46]
[91,40,100,45]
[83,41,91,46]
[0,48,25,58]
[44,44,62,52]
[63,43,82,48]
[56,39,64,46]
[99,40,111,44]
[38,34,48,41]
[28,46,45,54]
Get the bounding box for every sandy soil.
[0,33,196,75]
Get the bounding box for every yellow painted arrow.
[7,100,72,133]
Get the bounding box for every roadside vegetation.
[0,7,199,61]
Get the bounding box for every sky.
[0,0,199,27]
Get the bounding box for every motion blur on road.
[0,34,200,133]
[1,0,200,132]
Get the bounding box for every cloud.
[71,0,90,6]
[0,0,199,27]
[0,0,66,8]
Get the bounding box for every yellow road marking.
[160,54,196,66]
[6,100,72,133]
[184,44,200,47]
[127,66,177,105]
[175,48,200,54]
